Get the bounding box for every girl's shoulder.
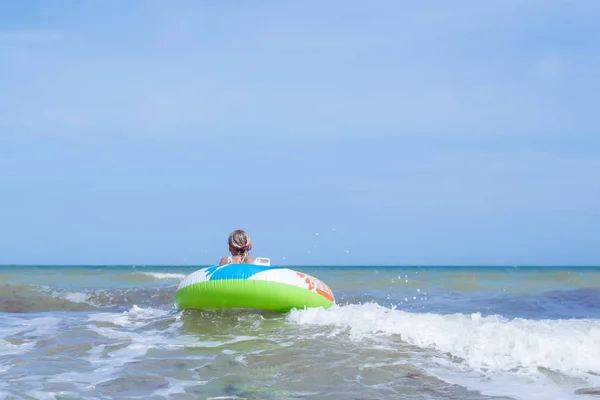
[217,256,269,265]
[218,256,230,265]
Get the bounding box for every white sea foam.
[63,292,89,303]
[52,305,255,397]
[89,305,170,328]
[147,377,190,398]
[207,397,246,400]
[0,338,35,357]
[289,303,600,374]
[48,306,181,391]
[0,316,62,366]
[287,303,600,399]
[87,305,258,348]
[138,272,186,280]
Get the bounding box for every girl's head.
[228,229,252,263]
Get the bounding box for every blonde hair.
[228,230,252,264]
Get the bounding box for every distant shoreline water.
[1,264,599,268]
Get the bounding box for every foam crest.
[0,316,62,359]
[90,305,171,328]
[288,303,600,375]
[138,272,186,280]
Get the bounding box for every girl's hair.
[228,230,252,264]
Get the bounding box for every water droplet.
[413,296,416,300]
[404,298,408,302]
[405,279,408,283]
[417,289,421,292]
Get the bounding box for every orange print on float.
[296,271,334,301]
[315,280,334,302]
[295,272,315,290]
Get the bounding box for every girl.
[218,229,256,265]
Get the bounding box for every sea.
[0,265,599,400]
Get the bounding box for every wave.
[0,283,95,313]
[287,303,600,376]
[136,272,186,281]
[0,283,176,313]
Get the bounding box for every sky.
[1,0,599,266]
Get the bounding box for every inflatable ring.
[175,262,335,312]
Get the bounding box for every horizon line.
[1,264,599,268]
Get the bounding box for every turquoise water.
[1,265,599,399]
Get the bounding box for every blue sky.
[1,1,599,265]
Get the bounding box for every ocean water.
[1,265,600,400]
